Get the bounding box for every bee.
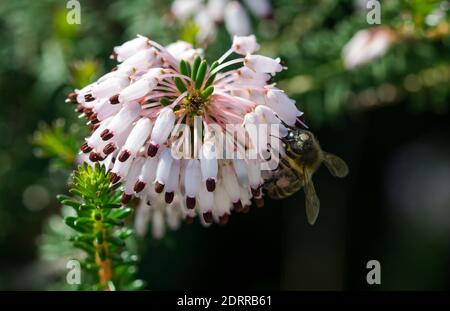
[265,129,349,225]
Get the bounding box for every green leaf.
[160,98,171,106]
[73,241,95,254]
[179,60,190,77]
[110,236,125,247]
[109,208,133,220]
[174,77,187,93]
[115,228,133,240]
[56,194,70,202]
[191,56,201,80]
[104,218,125,226]
[209,61,219,72]
[195,60,208,89]
[201,86,214,100]
[61,199,82,209]
[70,235,94,243]
[74,217,95,226]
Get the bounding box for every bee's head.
[286,129,314,155]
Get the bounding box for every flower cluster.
[171,0,272,44]
[67,34,303,239]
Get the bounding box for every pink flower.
[342,27,396,70]
[68,34,303,238]
[170,0,272,44]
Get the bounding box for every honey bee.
[265,129,349,225]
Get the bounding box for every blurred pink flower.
[342,27,396,70]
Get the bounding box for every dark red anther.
[90,123,100,132]
[80,142,92,153]
[111,66,118,72]
[251,187,261,197]
[118,150,131,162]
[103,142,116,155]
[186,197,196,209]
[134,180,146,193]
[165,192,174,204]
[233,200,244,213]
[67,92,78,104]
[100,129,113,141]
[84,94,95,102]
[206,178,216,192]
[242,205,250,214]
[75,104,84,113]
[89,152,100,162]
[254,197,264,208]
[155,181,164,193]
[147,143,159,157]
[110,172,121,184]
[203,211,213,224]
[83,108,93,117]
[121,193,132,205]
[109,94,120,105]
[218,214,229,225]
[89,113,100,124]
[185,216,195,224]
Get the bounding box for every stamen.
[209,58,244,77]
[217,48,234,64]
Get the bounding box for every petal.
[184,159,202,197]
[165,159,181,193]
[106,102,142,136]
[224,1,251,36]
[150,107,176,145]
[222,164,241,203]
[123,158,145,195]
[243,0,272,18]
[114,36,149,62]
[155,148,173,185]
[232,35,260,55]
[207,0,227,22]
[198,184,214,213]
[200,142,218,182]
[244,54,282,73]
[121,117,153,155]
[152,209,165,239]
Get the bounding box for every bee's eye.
[291,142,303,154]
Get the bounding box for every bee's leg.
[295,115,309,129]
[285,148,299,159]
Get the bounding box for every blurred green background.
[0,0,449,290]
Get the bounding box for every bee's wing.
[323,152,349,178]
[303,172,320,225]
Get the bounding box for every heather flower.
[68,34,303,238]
[342,26,396,70]
[170,0,272,44]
